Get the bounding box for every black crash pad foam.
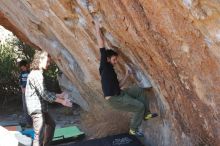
[59,133,144,146]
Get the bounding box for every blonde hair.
[30,51,48,70]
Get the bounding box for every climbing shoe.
[129,129,144,137]
[144,113,158,120]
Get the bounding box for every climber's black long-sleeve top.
[99,48,121,97]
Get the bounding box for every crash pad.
[52,126,85,144]
[57,133,144,146]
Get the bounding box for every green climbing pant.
[107,85,150,130]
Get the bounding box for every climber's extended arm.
[95,21,104,48]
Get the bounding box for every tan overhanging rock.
[0,0,219,145]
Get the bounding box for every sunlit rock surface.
[0,0,220,145]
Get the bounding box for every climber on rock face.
[95,21,158,137]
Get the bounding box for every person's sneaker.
[144,113,158,120]
[129,129,144,137]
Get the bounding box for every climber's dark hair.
[106,49,118,58]
[19,60,28,67]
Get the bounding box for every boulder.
[0,0,219,145]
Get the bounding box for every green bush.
[0,40,20,105]
[10,38,35,62]
[0,37,36,105]
[0,37,35,81]
[0,37,60,106]
[0,43,18,81]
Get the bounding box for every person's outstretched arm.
[95,21,104,48]
[95,21,107,74]
[32,76,72,107]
